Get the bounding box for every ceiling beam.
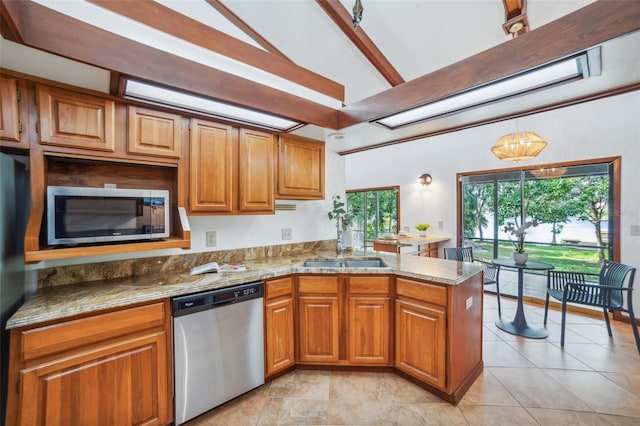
[1,0,339,129]
[338,0,640,129]
[206,0,290,61]
[88,0,343,102]
[316,0,405,87]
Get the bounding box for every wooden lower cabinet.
[297,275,340,364]
[5,301,173,426]
[264,277,296,377]
[395,299,446,388]
[394,275,483,403]
[347,276,390,365]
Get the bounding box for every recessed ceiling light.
[327,133,346,140]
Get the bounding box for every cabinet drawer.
[21,302,166,362]
[349,276,390,294]
[298,276,339,294]
[396,278,447,306]
[266,277,294,299]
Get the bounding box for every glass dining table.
[492,258,555,338]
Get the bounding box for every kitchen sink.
[302,258,387,268]
[343,259,387,268]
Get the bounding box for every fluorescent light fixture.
[125,79,300,131]
[33,0,343,109]
[375,52,594,129]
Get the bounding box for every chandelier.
[491,132,547,162]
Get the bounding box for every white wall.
[345,91,640,309]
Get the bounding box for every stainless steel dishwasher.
[172,281,264,425]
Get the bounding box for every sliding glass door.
[460,161,615,298]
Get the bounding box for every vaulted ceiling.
[1,0,639,153]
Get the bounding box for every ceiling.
[1,0,639,153]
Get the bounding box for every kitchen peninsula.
[4,244,483,425]
[371,234,450,256]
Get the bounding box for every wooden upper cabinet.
[189,120,276,214]
[0,77,21,143]
[127,105,182,158]
[239,128,275,213]
[277,134,325,200]
[36,85,115,152]
[189,119,234,212]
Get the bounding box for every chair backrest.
[443,247,474,263]
[600,260,636,307]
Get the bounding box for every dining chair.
[545,261,639,354]
[444,247,501,316]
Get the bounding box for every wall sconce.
[418,174,432,186]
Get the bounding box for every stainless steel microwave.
[47,186,170,245]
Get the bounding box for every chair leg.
[603,307,613,337]
[561,299,568,347]
[495,281,501,317]
[627,300,640,355]
[544,293,550,326]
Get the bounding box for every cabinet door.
[18,331,171,426]
[276,135,324,199]
[395,299,446,389]
[0,76,21,143]
[348,295,390,364]
[189,119,234,212]
[36,85,115,152]
[298,295,339,363]
[127,105,182,158]
[265,296,295,376]
[238,128,275,212]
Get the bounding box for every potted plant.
[328,194,357,255]
[503,220,538,264]
[415,223,430,237]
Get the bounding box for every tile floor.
[185,294,640,425]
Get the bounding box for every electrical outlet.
[465,296,473,310]
[282,228,292,240]
[631,225,640,236]
[206,231,217,247]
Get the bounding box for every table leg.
[495,267,548,338]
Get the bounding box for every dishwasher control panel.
[172,281,264,317]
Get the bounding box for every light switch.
[466,296,473,309]
[631,225,640,236]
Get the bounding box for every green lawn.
[470,241,604,275]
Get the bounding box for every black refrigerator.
[0,152,29,423]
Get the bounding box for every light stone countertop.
[6,251,482,330]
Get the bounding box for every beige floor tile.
[329,371,385,401]
[327,400,396,425]
[528,407,640,425]
[459,405,538,425]
[540,321,598,344]
[268,370,331,399]
[505,339,592,370]
[393,402,467,425]
[483,341,536,367]
[601,372,640,395]
[458,370,520,407]
[489,367,592,411]
[543,369,640,418]
[257,397,329,425]
[560,343,640,374]
[380,372,443,403]
[187,391,268,426]
[482,325,504,342]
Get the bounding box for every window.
[347,187,399,250]
[458,159,619,299]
